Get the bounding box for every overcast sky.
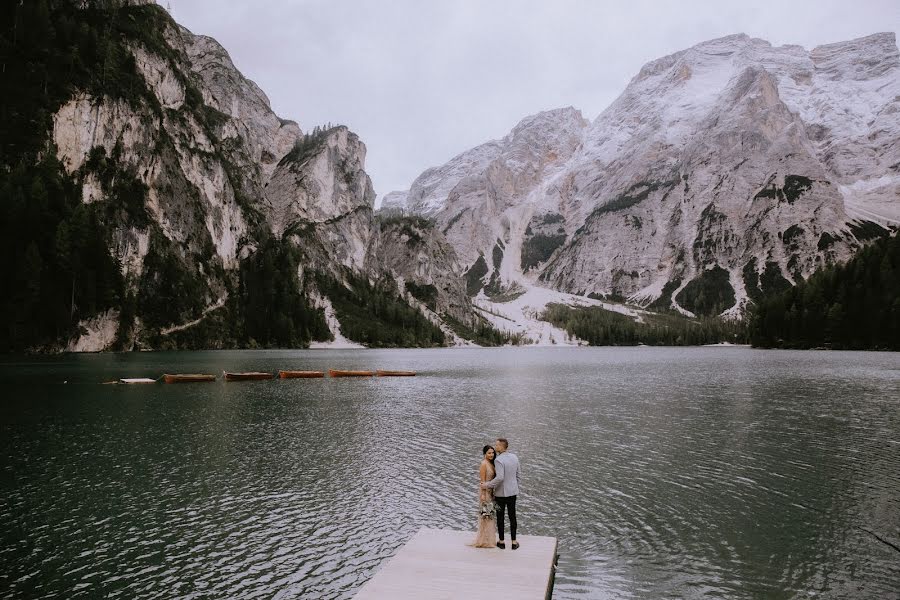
[165,0,899,204]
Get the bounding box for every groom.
[481,437,521,550]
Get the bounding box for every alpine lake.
[1,347,898,599]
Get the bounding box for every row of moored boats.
[115,369,416,384]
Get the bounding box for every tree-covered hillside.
[542,304,746,346]
[1,0,149,350]
[1,1,392,352]
[749,233,899,350]
[315,270,446,348]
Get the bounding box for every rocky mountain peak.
[402,140,504,216]
[265,126,375,239]
[179,29,301,180]
[395,31,899,316]
[500,106,588,174]
[508,106,587,138]
[378,190,410,214]
[811,32,899,79]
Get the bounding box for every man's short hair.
[496,438,509,449]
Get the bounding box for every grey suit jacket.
[484,452,520,497]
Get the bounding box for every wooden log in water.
[353,528,558,599]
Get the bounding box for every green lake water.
[1,347,898,599]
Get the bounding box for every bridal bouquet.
[480,500,497,520]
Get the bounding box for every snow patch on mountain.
[474,283,646,346]
[395,32,900,325]
[379,190,409,212]
[839,174,900,225]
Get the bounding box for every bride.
[472,445,498,548]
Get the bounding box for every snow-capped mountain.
[385,32,900,316]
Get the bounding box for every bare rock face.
[403,107,589,280]
[179,31,301,181]
[48,5,382,350]
[378,190,410,215]
[266,128,374,228]
[396,33,900,315]
[65,310,120,352]
[50,20,290,282]
[264,127,377,274]
[368,216,475,325]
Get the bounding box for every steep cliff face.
[6,1,466,352]
[265,126,376,275]
[397,107,588,275]
[180,32,301,184]
[41,3,309,350]
[368,216,474,326]
[388,33,899,316]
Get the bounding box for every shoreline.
[11,344,900,356]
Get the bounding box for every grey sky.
[166,0,899,204]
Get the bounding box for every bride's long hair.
[482,444,496,465]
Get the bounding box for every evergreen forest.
[0,1,439,351]
[542,304,747,346]
[0,0,207,351]
[315,270,447,348]
[749,233,900,350]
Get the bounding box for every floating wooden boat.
[375,370,416,377]
[328,369,375,378]
[278,370,325,379]
[163,373,216,383]
[223,371,274,381]
[119,378,157,384]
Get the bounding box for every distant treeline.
[316,270,446,348]
[140,236,332,351]
[749,233,900,350]
[443,313,529,347]
[278,123,345,166]
[542,304,746,346]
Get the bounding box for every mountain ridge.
[1,0,486,352]
[383,31,899,317]
[4,6,895,351]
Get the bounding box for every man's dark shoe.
[496,541,506,549]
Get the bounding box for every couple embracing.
[473,437,521,550]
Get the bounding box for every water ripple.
[1,348,899,599]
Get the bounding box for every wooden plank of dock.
[354,528,558,599]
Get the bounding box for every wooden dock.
[354,528,558,599]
